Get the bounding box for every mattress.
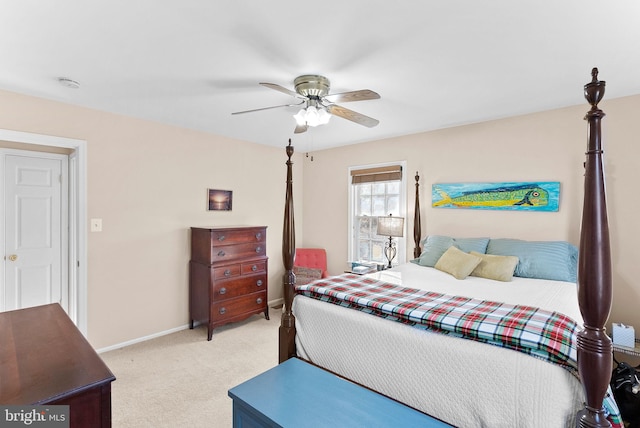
[293,262,585,427]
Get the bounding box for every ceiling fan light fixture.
[293,105,331,127]
[317,107,331,125]
[234,74,379,134]
[293,109,307,126]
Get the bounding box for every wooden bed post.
[279,139,297,363]
[413,172,422,258]
[576,68,613,428]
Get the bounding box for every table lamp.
[376,214,404,269]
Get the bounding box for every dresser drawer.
[211,242,265,262]
[242,261,266,275]
[211,228,265,246]
[213,274,266,300]
[212,264,241,280]
[191,226,266,264]
[211,292,267,321]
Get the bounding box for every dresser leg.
[189,319,194,329]
[207,326,213,341]
[264,307,270,321]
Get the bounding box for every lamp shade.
[377,216,404,237]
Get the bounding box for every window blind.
[350,165,402,184]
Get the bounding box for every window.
[349,162,406,266]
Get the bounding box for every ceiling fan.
[231,75,380,134]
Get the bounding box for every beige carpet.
[101,308,281,427]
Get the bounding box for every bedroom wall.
[1,86,637,349]
[0,89,304,350]
[301,94,640,333]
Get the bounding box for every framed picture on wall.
[432,181,560,211]
[207,189,233,211]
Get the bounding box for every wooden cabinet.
[189,226,269,340]
[0,303,115,428]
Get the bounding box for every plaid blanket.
[295,273,623,427]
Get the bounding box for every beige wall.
[0,89,304,349]
[1,87,638,349]
[302,95,640,331]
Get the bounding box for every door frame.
[0,129,87,335]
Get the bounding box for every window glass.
[358,239,371,260]
[358,196,371,216]
[358,216,372,238]
[372,196,386,216]
[387,195,400,214]
[387,181,400,194]
[372,183,385,194]
[350,167,405,266]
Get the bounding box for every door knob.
[8,254,18,261]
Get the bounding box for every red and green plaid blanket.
[296,274,578,370]
[295,273,623,426]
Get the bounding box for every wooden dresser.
[189,226,269,340]
[0,303,115,427]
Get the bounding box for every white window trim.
[348,160,407,266]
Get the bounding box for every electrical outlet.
[90,218,103,232]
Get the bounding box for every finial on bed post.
[279,139,297,363]
[576,68,612,428]
[413,172,422,259]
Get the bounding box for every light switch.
[90,218,103,232]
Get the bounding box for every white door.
[2,152,68,312]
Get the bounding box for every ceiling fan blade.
[294,123,308,134]
[326,104,379,128]
[323,89,380,103]
[231,101,305,115]
[260,82,306,99]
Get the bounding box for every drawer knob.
[255,246,262,253]
[256,280,263,287]
[255,232,262,240]
[218,250,226,257]
[218,235,226,242]
[256,298,263,305]
[219,307,226,315]
[251,264,258,272]
[224,269,231,277]
[219,287,227,295]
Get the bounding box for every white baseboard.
[96,324,191,354]
[269,297,284,308]
[96,298,284,354]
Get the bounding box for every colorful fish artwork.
[432,182,560,211]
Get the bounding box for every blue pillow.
[485,238,578,282]
[416,235,490,267]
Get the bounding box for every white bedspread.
[293,263,585,427]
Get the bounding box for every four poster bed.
[278,69,619,427]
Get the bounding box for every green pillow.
[469,251,519,282]
[434,246,482,280]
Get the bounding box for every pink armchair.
[294,248,328,278]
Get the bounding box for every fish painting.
[432,182,560,211]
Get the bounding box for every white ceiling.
[1,1,639,152]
